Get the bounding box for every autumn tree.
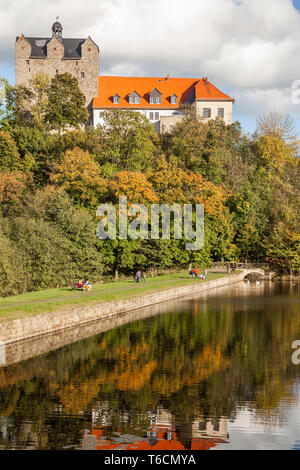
[256,135,299,175]
[50,147,106,207]
[0,131,22,171]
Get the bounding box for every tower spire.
[52,18,63,39]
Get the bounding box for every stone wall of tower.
[15,36,99,111]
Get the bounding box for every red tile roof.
[92,76,234,109]
[91,427,227,451]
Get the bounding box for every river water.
[0,281,300,450]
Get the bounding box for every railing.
[236,263,269,270]
[211,262,270,270]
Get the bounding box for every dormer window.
[113,94,120,104]
[170,94,177,105]
[128,91,141,104]
[149,88,162,104]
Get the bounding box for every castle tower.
[15,20,100,113]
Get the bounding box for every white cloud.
[1,0,300,124]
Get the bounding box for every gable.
[149,88,162,97]
[15,35,32,57]
[16,36,87,59]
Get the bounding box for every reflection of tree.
[0,286,300,448]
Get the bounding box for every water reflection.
[0,281,299,450]
[82,406,228,450]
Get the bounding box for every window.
[150,96,161,104]
[218,107,224,118]
[213,423,220,432]
[81,72,85,78]
[203,108,211,118]
[113,94,120,104]
[26,60,30,65]
[149,88,162,105]
[199,422,207,431]
[149,112,159,121]
[170,94,177,104]
[128,92,141,104]
[56,69,59,74]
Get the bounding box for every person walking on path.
[203,269,208,280]
[141,272,146,283]
[136,270,142,283]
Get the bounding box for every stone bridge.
[242,268,266,278]
[239,266,275,280]
[212,262,275,280]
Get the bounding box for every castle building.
[15,21,234,130]
[15,21,99,111]
[92,75,234,132]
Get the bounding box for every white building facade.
[93,76,234,132]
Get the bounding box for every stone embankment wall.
[0,272,246,347]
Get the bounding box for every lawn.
[0,272,228,322]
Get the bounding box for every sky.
[1,0,300,135]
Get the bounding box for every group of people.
[74,280,92,291]
[226,263,237,274]
[189,268,208,280]
[135,270,146,283]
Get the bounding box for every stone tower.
[15,20,100,112]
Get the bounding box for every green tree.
[45,73,88,131]
[95,109,158,171]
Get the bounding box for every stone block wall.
[15,37,99,110]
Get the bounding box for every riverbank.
[0,272,225,322]
[0,271,246,347]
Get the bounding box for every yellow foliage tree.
[257,135,298,175]
[51,147,106,207]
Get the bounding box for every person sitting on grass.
[77,280,83,289]
[83,280,92,291]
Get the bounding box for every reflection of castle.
[81,405,228,451]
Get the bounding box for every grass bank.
[0,272,228,322]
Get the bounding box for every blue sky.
[294,0,300,11]
[1,0,300,136]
